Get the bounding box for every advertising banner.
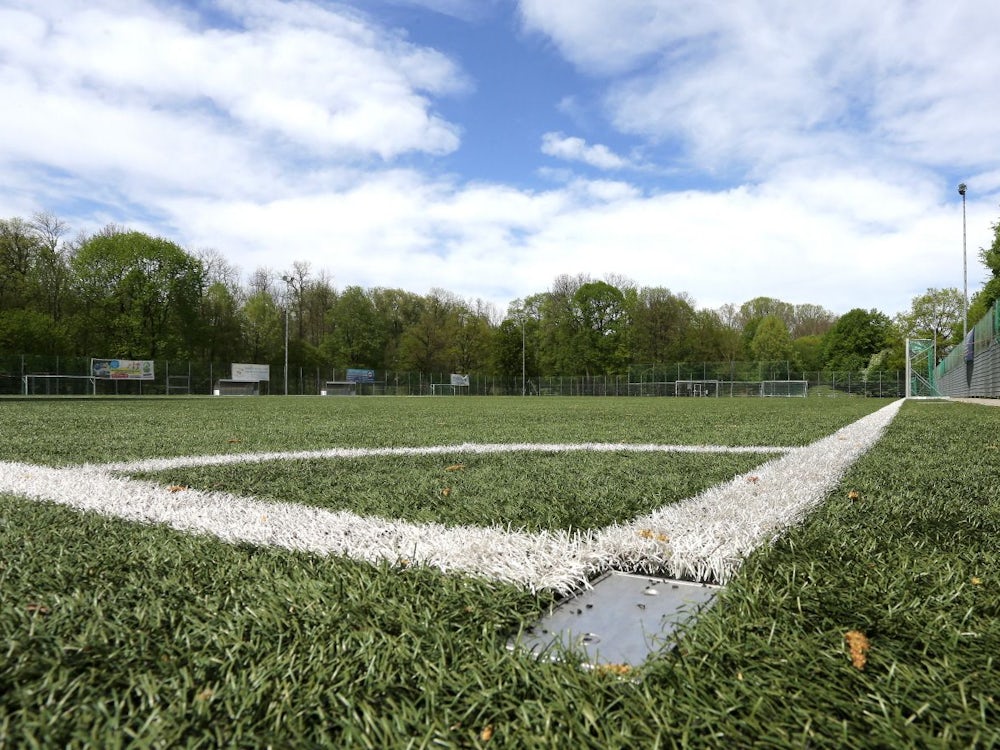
[346,368,376,383]
[450,373,470,387]
[232,363,270,381]
[91,358,155,380]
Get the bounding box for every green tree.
[968,215,1000,320]
[738,296,795,356]
[0,309,70,355]
[0,217,42,310]
[397,289,464,374]
[894,287,964,350]
[685,308,736,363]
[199,281,244,364]
[790,303,837,338]
[792,334,825,371]
[750,315,793,361]
[324,286,387,369]
[241,290,282,363]
[370,288,426,370]
[70,229,205,358]
[536,274,590,375]
[195,249,245,364]
[821,308,894,371]
[628,287,696,364]
[572,280,628,374]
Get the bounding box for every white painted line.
[0,401,902,594]
[101,442,795,473]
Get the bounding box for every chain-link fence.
[1,354,905,398]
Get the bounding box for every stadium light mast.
[281,274,293,395]
[521,314,526,397]
[958,183,968,342]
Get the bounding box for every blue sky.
[2,0,999,318]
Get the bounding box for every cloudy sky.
[2,0,998,318]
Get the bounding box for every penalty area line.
[0,403,901,594]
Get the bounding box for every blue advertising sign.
[346,368,376,383]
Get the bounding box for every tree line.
[2,212,998,377]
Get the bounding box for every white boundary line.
[100,442,797,473]
[0,400,903,594]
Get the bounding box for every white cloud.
[1,0,997,324]
[520,1,1000,179]
[0,0,466,177]
[541,132,629,170]
[153,164,992,318]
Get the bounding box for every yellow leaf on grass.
[845,630,870,670]
[167,485,187,493]
[445,464,465,472]
[480,724,494,741]
[441,487,451,497]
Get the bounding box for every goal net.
[760,380,808,397]
[22,374,96,396]
[905,338,939,398]
[321,381,357,396]
[674,379,721,397]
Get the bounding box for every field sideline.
[1,396,998,747]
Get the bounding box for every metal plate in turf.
[513,572,721,666]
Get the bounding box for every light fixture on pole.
[958,183,967,342]
[281,275,293,395]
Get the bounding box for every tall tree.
[572,280,629,374]
[821,308,894,371]
[70,229,204,358]
[370,287,426,370]
[324,286,386,369]
[968,215,1000,320]
[750,315,794,362]
[241,290,282,363]
[0,217,41,310]
[536,273,590,375]
[894,287,964,350]
[791,303,837,338]
[738,296,795,356]
[628,287,696,364]
[397,289,463,374]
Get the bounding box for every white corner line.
[0,401,902,594]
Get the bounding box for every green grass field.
[1,396,998,748]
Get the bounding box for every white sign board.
[232,363,270,381]
[450,373,470,387]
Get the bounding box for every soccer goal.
[22,374,97,396]
[759,380,809,397]
[674,379,721,397]
[905,338,940,398]
[321,381,357,396]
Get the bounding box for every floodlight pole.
[958,183,968,342]
[281,274,293,396]
[521,314,526,396]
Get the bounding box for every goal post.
[905,338,939,398]
[674,379,721,397]
[22,374,97,396]
[759,380,809,397]
[321,381,357,396]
